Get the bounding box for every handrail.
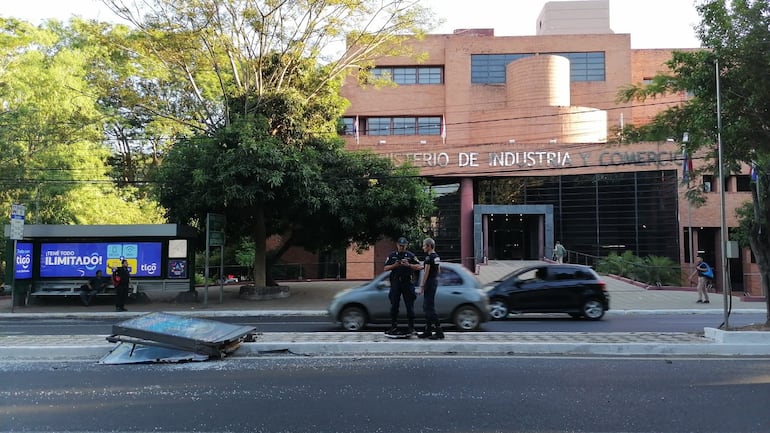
[564,250,603,268]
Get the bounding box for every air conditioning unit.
[703,181,712,193]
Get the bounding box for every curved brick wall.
[507,55,571,108]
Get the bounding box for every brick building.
[330,0,761,296]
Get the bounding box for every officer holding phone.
[383,237,421,336]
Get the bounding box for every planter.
[238,285,290,301]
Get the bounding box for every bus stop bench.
[26,280,190,305]
[28,281,140,304]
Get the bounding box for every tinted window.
[471,52,605,83]
[370,66,444,85]
[367,117,391,135]
[438,268,463,286]
[393,117,416,135]
[551,267,577,281]
[573,269,596,280]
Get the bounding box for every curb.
[4,341,770,361]
[237,341,770,357]
[0,308,766,319]
[4,330,770,361]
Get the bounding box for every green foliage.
[637,255,683,287]
[0,18,165,225]
[111,0,439,286]
[597,251,643,279]
[157,117,435,275]
[616,0,770,312]
[234,237,255,275]
[597,251,682,286]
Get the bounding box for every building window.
[703,175,714,193]
[470,52,606,84]
[371,66,444,84]
[342,118,356,135]
[417,117,442,135]
[561,52,606,82]
[393,68,417,84]
[736,175,752,192]
[393,117,417,135]
[345,116,442,136]
[367,117,391,136]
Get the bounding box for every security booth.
[5,224,197,306]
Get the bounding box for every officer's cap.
[397,237,409,245]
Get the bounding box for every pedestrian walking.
[553,241,566,263]
[417,237,444,339]
[383,237,421,337]
[689,256,713,304]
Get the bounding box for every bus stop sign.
[207,213,225,247]
[10,204,25,240]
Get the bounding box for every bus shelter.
[5,224,197,306]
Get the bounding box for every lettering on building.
[384,149,679,170]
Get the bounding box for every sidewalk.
[1,260,764,316]
[1,261,768,359]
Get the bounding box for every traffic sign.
[9,204,25,240]
[209,231,225,246]
[208,213,225,232]
[207,213,225,247]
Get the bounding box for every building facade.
[337,2,760,296]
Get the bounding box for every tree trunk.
[252,207,267,288]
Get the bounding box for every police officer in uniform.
[383,237,421,336]
[417,237,444,339]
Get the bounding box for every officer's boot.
[429,321,445,340]
[385,322,399,336]
[406,319,417,337]
[418,323,433,339]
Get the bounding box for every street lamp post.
[715,59,730,328]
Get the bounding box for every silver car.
[328,262,489,331]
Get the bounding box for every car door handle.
[451,291,462,295]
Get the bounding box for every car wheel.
[453,305,482,331]
[582,299,605,320]
[340,306,367,331]
[489,299,509,320]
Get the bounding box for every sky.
[1,0,702,49]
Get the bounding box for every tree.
[157,116,434,286]
[101,0,437,287]
[617,0,770,322]
[0,17,167,276]
[0,18,166,224]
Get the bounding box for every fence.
[196,257,478,283]
[195,261,347,283]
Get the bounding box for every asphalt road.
[1,356,769,433]
[0,312,766,335]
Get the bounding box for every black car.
[484,264,609,320]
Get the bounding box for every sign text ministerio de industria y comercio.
[385,149,683,169]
